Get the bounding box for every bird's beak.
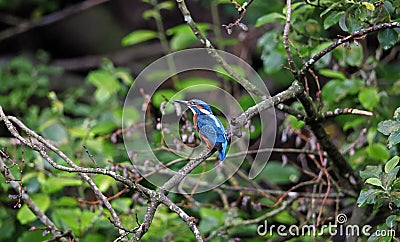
[174,100,189,106]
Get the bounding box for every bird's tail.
[218,141,228,160]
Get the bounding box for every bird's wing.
[196,115,227,144]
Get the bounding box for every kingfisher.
[174,99,229,160]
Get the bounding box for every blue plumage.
[174,99,229,160]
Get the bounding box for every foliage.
[0,56,135,241]
[355,108,400,241]
[0,0,399,241]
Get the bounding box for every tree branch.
[0,157,70,242]
[0,105,205,241]
[231,80,303,137]
[300,22,400,75]
[0,0,110,42]
[283,0,297,74]
[296,91,362,189]
[175,0,267,98]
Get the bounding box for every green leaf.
[343,117,364,131]
[286,115,305,129]
[142,9,156,20]
[238,95,256,110]
[88,70,120,103]
[345,12,363,33]
[52,208,96,235]
[255,12,285,27]
[385,156,400,173]
[174,77,220,91]
[394,107,400,121]
[339,12,348,32]
[0,208,15,241]
[254,161,301,185]
[378,29,399,50]
[346,44,363,66]
[152,89,178,108]
[53,197,79,207]
[360,165,381,179]
[111,198,133,214]
[215,65,246,80]
[386,215,397,228]
[388,131,400,148]
[18,230,52,242]
[383,166,399,188]
[357,188,384,206]
[157,1,175,10]
[319,69,346,80]
[366,143,390,162]
[311,42,332,67]
[166,23,210,51]
[367,224,394,241]
[198,207,225,233]
[94,174,116,192]
[121,30,158,46]
[323,11,344,30]
[358,88,380,110]
[320,2,340,17]
[365,177,384,188]
[378,120,400,135]
[169,32,198,51]
[91,121,116,135]
[17,193,50,224]
[45,177,83,193]
[261,50,285,74]
[362,2,375,11]
[40,121,68,143]
[82,234,107,242]
[258,30,285,74]
[273,210,297,224]
[321,78,363,105]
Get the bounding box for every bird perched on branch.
[174,99,229,160]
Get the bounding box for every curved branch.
[231,80,303,136]
[175,0,267,98]
[0,0,110,42]
[1,105,205,241]
[0,157,70,242]
[300,22,400,75]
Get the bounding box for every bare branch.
[206,198,294,241]
[300,22,400,75]
[0,0,111,42]
[175,0,267,98]
[322,108,373,118]
[1,105,205,241]
[231,80,304,136]
[0,157,70,242]
[161,195,202,241]
[131,200,159,241]
[0,107,152,196]
[283,0,297,74]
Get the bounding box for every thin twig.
[206,198,294,241]
[0,157,70,242]
[0,0,110,42]
[301,22,400,75]
[175,0,267,99]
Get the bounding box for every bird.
[174,99,229,160]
